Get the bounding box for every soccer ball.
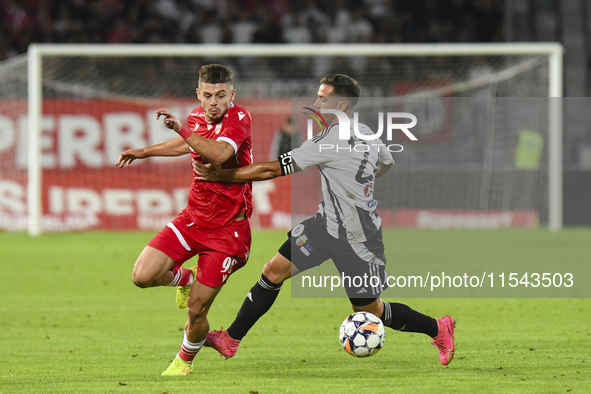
[339,311,385,357]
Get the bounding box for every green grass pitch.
[1,229,590,393]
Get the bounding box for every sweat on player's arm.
[156,108,236,165]
[114,136,190,167]
[193,155,299,183]
[193,149,393,183]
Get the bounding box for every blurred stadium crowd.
[1,0,504,60]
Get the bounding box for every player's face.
[196,82,236,122]
[314,84,347,127]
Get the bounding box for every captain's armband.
[278,151,298,176]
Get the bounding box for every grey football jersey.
[290,123,393,243]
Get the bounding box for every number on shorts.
[221,257,237,274]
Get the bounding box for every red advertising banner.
[1,98,538,232]
[0,98,295,231]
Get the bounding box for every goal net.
[0,44,562,234]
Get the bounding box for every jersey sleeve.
[217,108,252,155]
[356,123,393,165]
[290,130,339,171]
[378,140,394,165]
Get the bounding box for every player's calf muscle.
[187,309,206,329]
[262,256,292,284]
[352,298,384,318]
[187,302,210,328]
[186,292,213,322]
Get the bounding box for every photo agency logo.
[302,107,418,152]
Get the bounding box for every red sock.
[177,332,205,363]
[169,267,193,287]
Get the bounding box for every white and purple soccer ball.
[339,311,385,357]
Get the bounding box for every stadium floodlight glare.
[19,43,563,235]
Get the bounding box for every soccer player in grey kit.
[194,74,456,366]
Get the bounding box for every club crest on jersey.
[295,234,308,247]
[291,224,305,237]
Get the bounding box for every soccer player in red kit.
[115,64,252,376]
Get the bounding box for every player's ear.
[230,88,236,101]
[196,88,201,101]
[338,100,348,112]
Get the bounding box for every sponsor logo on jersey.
[238,111,246,121]
[299,246,311,256]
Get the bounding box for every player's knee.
[132,274,150,288]
[262,260,287,284]
[131,267,154,288]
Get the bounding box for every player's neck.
[326,113,351,129]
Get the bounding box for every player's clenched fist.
[156,108,181,132]
[114,148,147,167]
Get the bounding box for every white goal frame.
[27,43,564,235]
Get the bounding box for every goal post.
[20,43,563,235]
[27,44,42,236]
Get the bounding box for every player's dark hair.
[320,74,361,109]
[199,64,233,86]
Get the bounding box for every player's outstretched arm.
[114,137,190,167]
[193,160,284,183]
[156,108,234,165]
